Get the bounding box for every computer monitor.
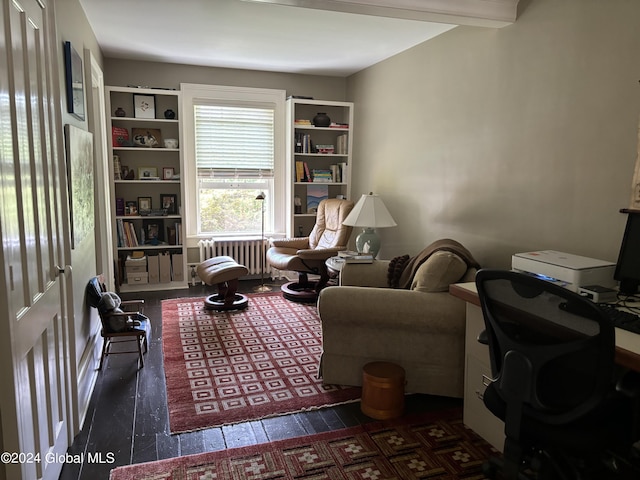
[614,212,640,296]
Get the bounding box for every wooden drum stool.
[197,256,249,311]
[361,361,405,420]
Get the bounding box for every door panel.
[0,0,70,479]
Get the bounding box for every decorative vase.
[115,107,126,117]
[164,109,176,119]
[312,112,331,127]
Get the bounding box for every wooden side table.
[325,256,345,277]
[361,361,405,419]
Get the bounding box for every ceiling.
[79,0,519,77]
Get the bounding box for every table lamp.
[342,192,397,258]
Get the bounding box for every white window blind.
[195,104,274,177]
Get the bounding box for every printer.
[511,250,616,292]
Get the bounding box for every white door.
[0,1,71,479]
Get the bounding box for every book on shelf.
[329,122,349,129]
[336,134,348,154]
[339,162,348,184]
[115,197,125,216]
[303,162,311,182]
[330,164,339,182]
[294,119,312,126]
[174,222,182,245]
[113,155,122,180]
[112,126,129,147]
[295,161,305,182]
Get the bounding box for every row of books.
[117,219,141,247]
[294,133,348,155]
[295,133,314,153]
[117,219,182,247]
[295,161,347,183]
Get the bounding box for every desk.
[449,281,640,449]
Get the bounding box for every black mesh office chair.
[475,269,638,479]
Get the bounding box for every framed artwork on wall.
[64,125,94,247]
[64,42,85,120]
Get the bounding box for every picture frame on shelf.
[143,219,162,244]
[138,166,158,180]
[125,201,138,216]
[133,94,155,119]
[132,128,162,148]
[161,193,178,215]
[163,167,175,180]
[138,196,152,214]
[63,42,85,120]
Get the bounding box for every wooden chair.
[86,276,150,370]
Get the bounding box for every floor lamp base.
[253,284,273,293]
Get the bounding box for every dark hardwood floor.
[58,279,461,480]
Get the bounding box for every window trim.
[181,83,286,243]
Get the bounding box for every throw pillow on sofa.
[411,250,467,292]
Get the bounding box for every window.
[195,104,274,235]
[182,84,286,239]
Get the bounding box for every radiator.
[198,238,272,276]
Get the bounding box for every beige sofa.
[318,247,477,398]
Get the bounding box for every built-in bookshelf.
[286,98,354,237]
[106,86,187,292]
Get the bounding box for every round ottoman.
[361,361,405,420]
[196,256,249,311]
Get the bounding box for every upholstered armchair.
[318,239,479,398]
[267,198,354,301]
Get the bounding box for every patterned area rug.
[162,293,360,433]
[110,408,496,480]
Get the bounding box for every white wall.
[347,0,640,268]
[54,0,104,430]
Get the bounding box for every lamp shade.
[342,193,397,228]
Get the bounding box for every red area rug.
[162,293,360,433]
[110,408,496,480]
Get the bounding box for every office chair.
[86,276,150,369]
[475,269,638,479]
[267,198,353,302]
